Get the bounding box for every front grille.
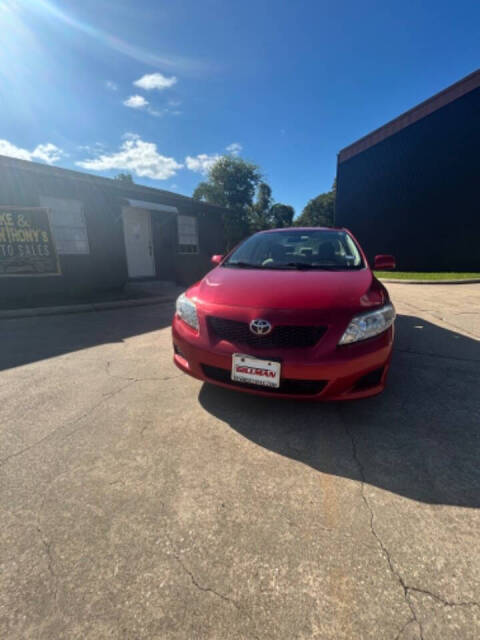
[201,364,327,396]
[207,316,326,349]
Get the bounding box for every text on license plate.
[231,354,281,388]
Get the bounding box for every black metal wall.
[335,87,480,271]
[0,159,225,306]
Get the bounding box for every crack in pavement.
[164,534,241,611]
[341,417,480,639]
[166,541,261,640]
[406,585,480,610]
[172,549,242,610]
[278,506,379,554]
[105,360,183,384]
[341,419,425,640]
[393,617,417,640]
[1,362,184,467]
[160,524,259,639]
[35,524,59,611]
[0,381,134,467]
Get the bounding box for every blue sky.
[0,0,478,214]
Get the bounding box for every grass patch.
[375,271,480,281]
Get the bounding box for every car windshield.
[223,229,364,270]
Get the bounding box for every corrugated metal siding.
[338,69,480,164]
[335,85,480,271]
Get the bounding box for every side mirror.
[211,254,224,265]
[374,254,396,270]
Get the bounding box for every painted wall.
[0,158,225,307]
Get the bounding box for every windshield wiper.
[223,261,259,269]
[224,261,356,271]
[282,262,336,270]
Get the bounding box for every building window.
[40,196,90,255]
[177,215,198,254]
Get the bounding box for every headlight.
[339,303,395,345]
[175,293,199,331]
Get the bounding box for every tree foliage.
[114,172,135,184]
[295,180,336,228]
[192,155,297,248]
[193,156,261,248]
[270,203,294,228]
[249,182,273,232]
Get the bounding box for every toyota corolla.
[172,227,396,401]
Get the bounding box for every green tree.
[249,182,273,231]
[193,156,261,248]
[270,203,294,228]
[114,172,135,184]
[295,179,336,227]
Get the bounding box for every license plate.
[231,354,281,388]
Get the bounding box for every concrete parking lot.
[1,283,479,639]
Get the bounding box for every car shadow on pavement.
[0,302,174,371]
[199,314,480,508]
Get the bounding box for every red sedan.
[172,227,396,401]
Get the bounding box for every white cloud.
[76,136,183,180]
[226,142,242,156]
[122,132,140,141]
[0,140,32,162]
[106,80,118,91]
[134,73,177,90]
[31,143,64,164]
[0,139,63,164]
[123,94,149,109]
[185,143,242,174]
[147,107,163,117]
[185,153,221,174]
[77,142,107,153]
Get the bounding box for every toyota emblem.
[249,319,272,336]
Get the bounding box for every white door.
[123,207,155,278]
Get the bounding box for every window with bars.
[40,196,90,255]
[177,215,198,254]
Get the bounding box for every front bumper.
[171,313,394,401]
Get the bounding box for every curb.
[0,295,176,320]
[379,278,480,285]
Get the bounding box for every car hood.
[192,266,386,312]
